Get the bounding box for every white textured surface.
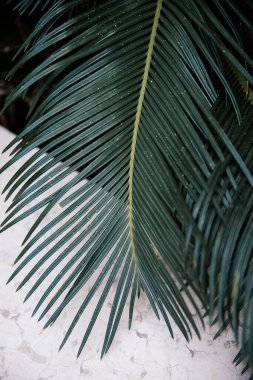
[0,126,248,380]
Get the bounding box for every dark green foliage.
[1,0,253,374]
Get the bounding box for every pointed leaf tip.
[23,294,31,303]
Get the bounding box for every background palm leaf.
[1,0,253,371]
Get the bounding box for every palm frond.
[1,0,253,367]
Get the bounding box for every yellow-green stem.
[128,0,163,267]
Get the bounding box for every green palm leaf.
[1,0,253,369]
